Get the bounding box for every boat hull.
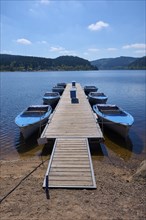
[88,96,108,105]
[52,87,64,95]
[93,104,134,138]
[43,96,60,106]
[57,83,66,88]
[98,116,131,138]
[20,117,49,139]
[15,105,52,139]
[84,86,98,95]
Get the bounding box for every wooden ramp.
[43,138,96,188]
[40,83,104,189]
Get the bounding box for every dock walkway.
[41,83,104,188]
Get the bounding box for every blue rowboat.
[15,105,52,139]
[84,86,98,95]
[43,92,60,106]
[57,82,66,88]
[93,104,134,138]
[52,86,65,95]
[88,92,108,105]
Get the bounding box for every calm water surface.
[0,70,146,162]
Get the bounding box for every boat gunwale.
[93,104,134,126]
[15,105,52,128]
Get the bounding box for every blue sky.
[1,0,146,61]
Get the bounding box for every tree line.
[0,54,98,71]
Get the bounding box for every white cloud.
[42,41,47,44]
[50,46,65,52]
[107,47,117,51]
[17,38,32,45]
[40,0,50,5]
[50,46,76,56]
[123,43,146,49]
[88,48,100,52]
[37,40,47,44]
[59,50,76,56]
[88,21,109,31]
[83,52,89,56]
[134,50,146,54]
[1,50,13,54]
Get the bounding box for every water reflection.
[13,130,42,158]
[129,131,145,154]
[15,132,38,153]
[102,127,144,161]
[88,138,104,156]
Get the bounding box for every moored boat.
[57,82,66,88]
[84,86,98,95]
[52,86,64,95]
[43,92,60,106]
[88,92,108,105]
[93,104,134,138]
[15,105,52,139]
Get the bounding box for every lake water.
[0,70,146,163]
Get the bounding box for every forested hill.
[0,54,98,71]
[128,56,146,69]
[91,56,146,70]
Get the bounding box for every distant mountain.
[0,54,98,71]
[1,54,145,71]
[128,56,146,70]
[91,56,146,70]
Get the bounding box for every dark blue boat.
[84,86,98,95]
[88,92,108,105]
[57,82,66,88]
[52,86,65,95]
[43,92,60,106]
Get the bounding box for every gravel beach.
[0,148,146,220]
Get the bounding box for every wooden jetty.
[40,83,104,189]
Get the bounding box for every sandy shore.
[0,149,146,220]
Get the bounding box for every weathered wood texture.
[42,83,104,188]
[41,83,103,139]
[43,138,96,188]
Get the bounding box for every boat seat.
[25,110,46,113]
[101,110,122,114]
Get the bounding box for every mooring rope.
[0,156,49,204]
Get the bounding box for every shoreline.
[0,150,145,220]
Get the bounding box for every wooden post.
[45,175,50,199]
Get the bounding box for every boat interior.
[90,92,105,97]
[21,106,50,116]
[97,105,126,115]
[44,92,60,97]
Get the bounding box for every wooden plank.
[43,138,96,189]
[49,176,92,180]
[51,164,90,168]
[51,162,90,166]
[49,172,91,176]
[54,153,88,156]
[52,158,88,161]
[47,181,94,187]
[50,168,91,172]
[54,154,88,156]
